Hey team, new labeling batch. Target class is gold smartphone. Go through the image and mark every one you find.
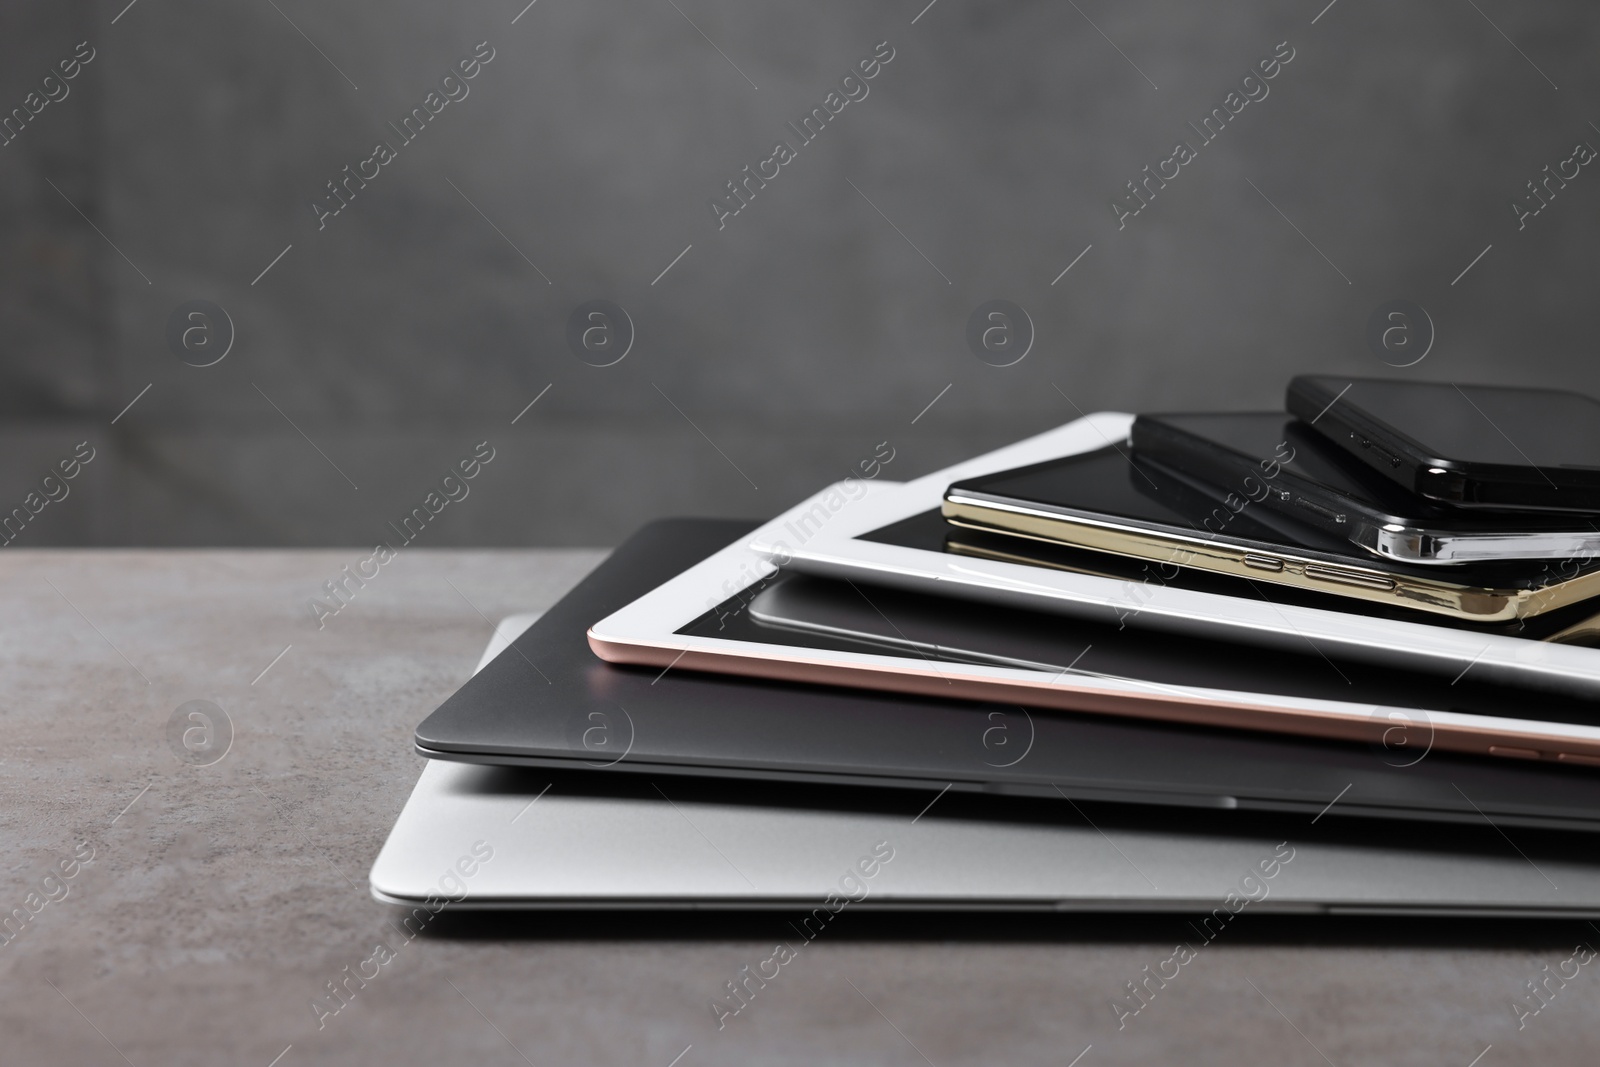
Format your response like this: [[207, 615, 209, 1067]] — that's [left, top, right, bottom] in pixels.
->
[[941, 446, 1600, 626]]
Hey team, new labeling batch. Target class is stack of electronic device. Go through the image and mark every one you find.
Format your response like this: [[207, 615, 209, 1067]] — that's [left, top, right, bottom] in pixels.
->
[[372, 376, 1600, 916]]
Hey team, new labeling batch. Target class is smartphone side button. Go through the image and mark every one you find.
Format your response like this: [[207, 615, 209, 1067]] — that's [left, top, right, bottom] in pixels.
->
[[1303, 564, 1397, 591], [1487, 745, 1542, 761], [1291, 496, 1346, 525], [1242, 554, 1284, 572], [1557, 752, 1600, 767], [1356, 435, 1404, 468]]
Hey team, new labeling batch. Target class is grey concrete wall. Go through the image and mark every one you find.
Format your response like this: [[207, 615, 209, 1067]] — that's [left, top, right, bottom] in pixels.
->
[[3, 0, 1599, 545]]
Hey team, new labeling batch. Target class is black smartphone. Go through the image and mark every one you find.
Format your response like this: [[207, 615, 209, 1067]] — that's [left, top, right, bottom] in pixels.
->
[[1130, 412, 1600, 565], [1286, 375, 1600, 513]]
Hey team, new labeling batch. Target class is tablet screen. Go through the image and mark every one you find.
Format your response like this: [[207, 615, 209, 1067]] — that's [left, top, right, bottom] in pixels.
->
[[675, 571, 1600, 731]]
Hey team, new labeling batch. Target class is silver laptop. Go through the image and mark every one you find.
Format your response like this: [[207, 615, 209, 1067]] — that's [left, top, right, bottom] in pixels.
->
[[370, 616, 1600, 916]]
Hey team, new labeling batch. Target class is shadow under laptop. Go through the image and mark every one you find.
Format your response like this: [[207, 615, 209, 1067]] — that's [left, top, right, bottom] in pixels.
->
[[414, 906, 1593, 948], [392, 766, 1600, 947]]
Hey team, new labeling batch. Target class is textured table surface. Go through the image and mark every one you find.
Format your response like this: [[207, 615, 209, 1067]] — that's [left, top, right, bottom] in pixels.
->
[[1, 548, 1597, 1066]]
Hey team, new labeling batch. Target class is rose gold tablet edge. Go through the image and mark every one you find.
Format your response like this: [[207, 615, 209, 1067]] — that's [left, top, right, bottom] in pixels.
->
[[587, 629, 1600, 768]]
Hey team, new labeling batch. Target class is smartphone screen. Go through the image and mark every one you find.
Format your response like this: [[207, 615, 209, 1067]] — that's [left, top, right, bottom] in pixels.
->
[[1314, 378, 1600, 469], [953, 445, 1298, 543]]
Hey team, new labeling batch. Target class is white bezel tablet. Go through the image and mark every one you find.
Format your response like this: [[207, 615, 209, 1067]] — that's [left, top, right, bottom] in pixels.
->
[[741, 413, 1600, 703], [588, 477, 1600, 765]]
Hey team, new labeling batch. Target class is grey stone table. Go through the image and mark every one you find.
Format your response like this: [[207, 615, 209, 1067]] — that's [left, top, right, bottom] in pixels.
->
[[2, 549, 1596, 1065]]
